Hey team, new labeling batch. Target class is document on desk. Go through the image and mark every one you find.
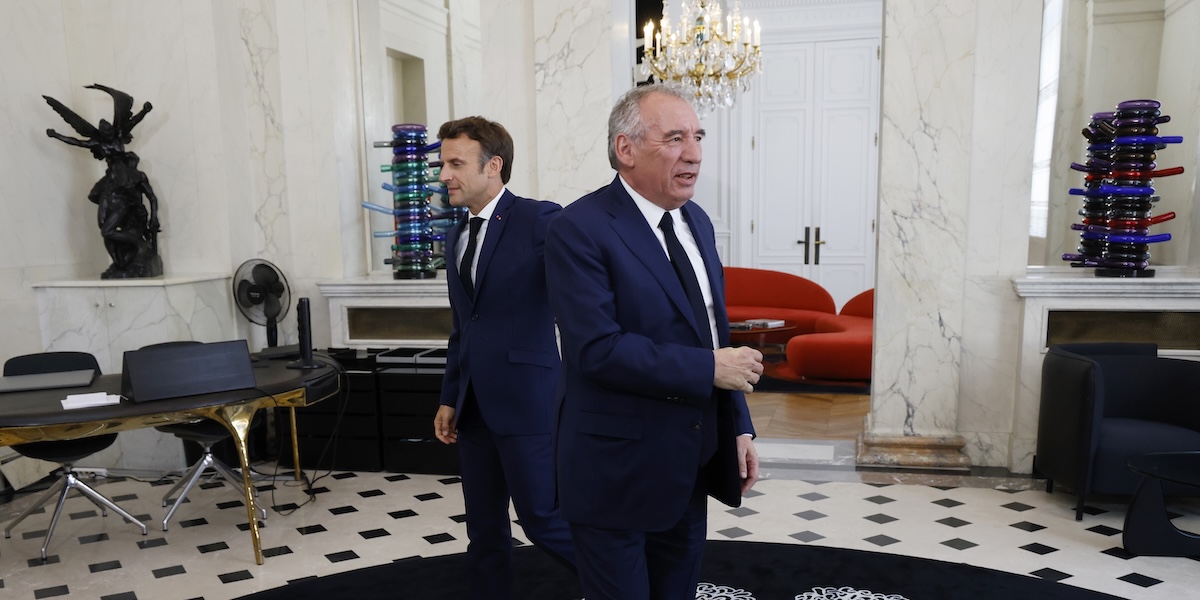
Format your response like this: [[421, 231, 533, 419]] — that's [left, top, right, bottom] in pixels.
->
[[61, 392, 122, 410]]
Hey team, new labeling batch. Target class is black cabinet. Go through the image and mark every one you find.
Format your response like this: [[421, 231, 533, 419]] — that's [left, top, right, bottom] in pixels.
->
[[377, 347, 459, 475], [278, 347, 458, 475], [278, 348, 385, 472]]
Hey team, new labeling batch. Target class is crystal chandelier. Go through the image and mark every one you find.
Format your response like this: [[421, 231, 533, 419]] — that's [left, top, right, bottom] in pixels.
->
[[641, 0, 762, 113]]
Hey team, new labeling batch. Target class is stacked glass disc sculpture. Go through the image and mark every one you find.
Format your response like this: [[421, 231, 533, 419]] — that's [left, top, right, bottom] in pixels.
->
[[1063, 99, 1184, 277], [363, 124, 461, 279]]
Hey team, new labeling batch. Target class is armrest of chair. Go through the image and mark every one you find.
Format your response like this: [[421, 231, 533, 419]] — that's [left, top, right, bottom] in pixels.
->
[[1037, 347, 1103, 485]]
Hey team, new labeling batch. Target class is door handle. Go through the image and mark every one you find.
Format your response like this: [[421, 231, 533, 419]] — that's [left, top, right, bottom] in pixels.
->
[[797, 226, 810, 264], [814, 226, 826, 265]]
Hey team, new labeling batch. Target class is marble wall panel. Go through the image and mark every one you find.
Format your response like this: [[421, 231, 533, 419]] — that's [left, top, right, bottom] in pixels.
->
[[532, 0, 616, 205], [957, 0, 1042, 466], [481, 1, 540, 195], [870, 0, 976, 436]]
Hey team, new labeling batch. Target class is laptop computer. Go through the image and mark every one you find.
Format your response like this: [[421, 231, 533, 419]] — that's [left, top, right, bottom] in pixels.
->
[[0, 369, 97, 394], [121, 340, 257, 403]]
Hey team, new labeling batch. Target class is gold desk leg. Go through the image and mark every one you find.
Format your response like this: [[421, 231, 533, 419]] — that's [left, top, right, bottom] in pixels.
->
[[214, 404, 265, 565], [290, 407, 301, 481]]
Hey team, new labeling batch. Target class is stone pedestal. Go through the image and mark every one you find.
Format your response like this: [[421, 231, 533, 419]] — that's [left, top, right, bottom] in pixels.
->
[[856, 433, 971, 471]]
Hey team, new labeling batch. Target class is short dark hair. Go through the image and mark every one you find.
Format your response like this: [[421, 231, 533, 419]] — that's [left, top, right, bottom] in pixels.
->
[[437, 116, 514, 183]]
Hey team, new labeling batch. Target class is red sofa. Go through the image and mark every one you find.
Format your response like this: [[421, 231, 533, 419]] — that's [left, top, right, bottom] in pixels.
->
[[723, 267, 836, 344], [780, 289, 874, 381]]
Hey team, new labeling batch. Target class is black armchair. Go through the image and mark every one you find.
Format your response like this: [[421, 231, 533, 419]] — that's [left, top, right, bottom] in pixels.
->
[[3, 351, 147, 561], [1036, 343, 1200, 520]]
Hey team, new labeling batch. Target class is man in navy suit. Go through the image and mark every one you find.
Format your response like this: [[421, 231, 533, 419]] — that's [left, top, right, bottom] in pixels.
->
[[545, 84, 763, 599], [432, 116, 574, 599]]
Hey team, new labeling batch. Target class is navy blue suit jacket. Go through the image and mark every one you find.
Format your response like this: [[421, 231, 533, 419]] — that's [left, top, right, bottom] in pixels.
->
[[546, 176, 755, 532], [440, 190, 563, 436]]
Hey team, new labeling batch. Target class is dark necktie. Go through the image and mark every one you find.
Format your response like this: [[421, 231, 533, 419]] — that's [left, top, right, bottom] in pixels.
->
[[459, 217, 484, 297], [659, 212, 713, 349]]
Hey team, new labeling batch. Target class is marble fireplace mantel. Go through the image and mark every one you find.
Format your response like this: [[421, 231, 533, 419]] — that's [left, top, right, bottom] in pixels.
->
[[1010, 265, 1200, 474], [318, 274, 451, 349]]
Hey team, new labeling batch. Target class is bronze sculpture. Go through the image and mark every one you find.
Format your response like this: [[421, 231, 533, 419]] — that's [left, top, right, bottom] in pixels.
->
[[44, 84, 162, 279]]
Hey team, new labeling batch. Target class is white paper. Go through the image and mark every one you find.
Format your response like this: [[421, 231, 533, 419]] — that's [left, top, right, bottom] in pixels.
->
[[61, 392, 122, 410]]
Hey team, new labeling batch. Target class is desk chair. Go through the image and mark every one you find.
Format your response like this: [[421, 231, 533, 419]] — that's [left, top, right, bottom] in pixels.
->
[[145, 342, 267, 531], [3, 351, 148, 561]]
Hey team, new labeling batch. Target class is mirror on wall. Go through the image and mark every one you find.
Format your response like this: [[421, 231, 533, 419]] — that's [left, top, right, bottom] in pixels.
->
[[1028, 0, 1200, 268]]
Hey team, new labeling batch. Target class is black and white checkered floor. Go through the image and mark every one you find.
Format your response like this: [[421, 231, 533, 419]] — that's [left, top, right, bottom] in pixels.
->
[[1, 439, 1198, 599]]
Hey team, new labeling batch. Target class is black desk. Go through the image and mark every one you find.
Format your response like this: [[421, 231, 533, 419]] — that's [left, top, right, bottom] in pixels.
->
[[0, 358, 341, 564], [1123, 451, 1200, 557]]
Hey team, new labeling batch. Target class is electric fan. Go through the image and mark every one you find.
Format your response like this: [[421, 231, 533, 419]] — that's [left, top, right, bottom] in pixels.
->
[[232, 259, 291, 347]]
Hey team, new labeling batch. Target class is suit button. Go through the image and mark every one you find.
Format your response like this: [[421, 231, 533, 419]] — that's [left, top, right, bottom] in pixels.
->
[[471, 314, 479, 321], [692, 421, 702, 429]]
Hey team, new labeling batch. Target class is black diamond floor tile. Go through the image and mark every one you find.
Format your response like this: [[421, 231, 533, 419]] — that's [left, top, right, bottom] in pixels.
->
[[424, 533, 455, 544], [726, 507, 758, 517], [89, 560, 121, 572], [941, 538, 978, 550], [789, 531, 824, 543], [415, 492, 443, 501], [263, 546, 294, 558], [864, 513, 897, 524], [33, 584, 69, 598], [937, 517, 970, 528], [865, 495, 895, 504], [716, 527, 751, 538], [1030, 568, 1071, 582], [326, 550, 359, 563], [219, 570, 254, 583], [358, 489, 385, 497], [198, 541, 230, 553], [864, 534, 899, 547], [1088, 524, 1121, 536], [1010, 521, 1044, 532], [1117, 573, 1162, 588], [933, 498, 963, 508], [799, 492, 827, 501], [1020, 542, 1058, 555], [1102, 546, 1136, 560], [297, 524, 327, 535], [330, 505, 359, 515], [794, 510, 826, 520], [360, 528, 390, 539], [152, 565, 186, 578], [1001, 502, 1035, 512]]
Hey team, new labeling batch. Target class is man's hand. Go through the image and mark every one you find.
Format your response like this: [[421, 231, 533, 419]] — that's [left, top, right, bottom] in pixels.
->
[[714, 346, 764, 393], [433, 405, 458, 444], [737, 435, 759, 494]]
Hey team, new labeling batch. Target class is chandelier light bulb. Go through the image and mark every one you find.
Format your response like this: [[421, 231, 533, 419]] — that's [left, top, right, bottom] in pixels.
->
[[642, 0, 763, 113]]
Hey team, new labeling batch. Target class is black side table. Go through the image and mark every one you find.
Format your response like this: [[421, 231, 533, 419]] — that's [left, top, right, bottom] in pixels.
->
[[1123, 451, 1200, 557]]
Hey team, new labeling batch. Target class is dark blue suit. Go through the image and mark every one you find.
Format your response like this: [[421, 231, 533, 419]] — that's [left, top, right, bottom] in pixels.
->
[[441, 190, 574, 599], [545, 176, 754, 599]]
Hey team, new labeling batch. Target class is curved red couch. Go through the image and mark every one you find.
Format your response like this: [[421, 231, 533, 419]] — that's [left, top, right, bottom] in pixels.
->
[[781, 289, 874, 381], [723, 267, 836, 345]]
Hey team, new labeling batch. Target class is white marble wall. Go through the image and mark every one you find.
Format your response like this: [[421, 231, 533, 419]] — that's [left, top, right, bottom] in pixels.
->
[[530, 0, 617, 205], [871, 0, 1043, 470], [871, 1, 976, 437], [957, 0, 1043, 468]]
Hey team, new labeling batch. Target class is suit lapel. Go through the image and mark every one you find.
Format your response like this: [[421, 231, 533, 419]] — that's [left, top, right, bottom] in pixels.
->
[[472, 190, 514, 297], [604, 179, 705, 339], [682, 201, 730, 346]]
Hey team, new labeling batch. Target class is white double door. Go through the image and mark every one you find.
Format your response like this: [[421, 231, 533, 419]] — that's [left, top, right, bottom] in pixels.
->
[[736, 37, 880, 310]]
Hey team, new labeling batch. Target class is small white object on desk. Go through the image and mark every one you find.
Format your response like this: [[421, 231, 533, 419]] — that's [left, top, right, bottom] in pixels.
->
[[61, 392, 122, 410], [747, 319, 786, 328]]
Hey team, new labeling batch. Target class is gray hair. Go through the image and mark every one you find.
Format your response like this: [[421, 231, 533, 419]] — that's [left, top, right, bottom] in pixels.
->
[[607, 84, 693, 169]]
